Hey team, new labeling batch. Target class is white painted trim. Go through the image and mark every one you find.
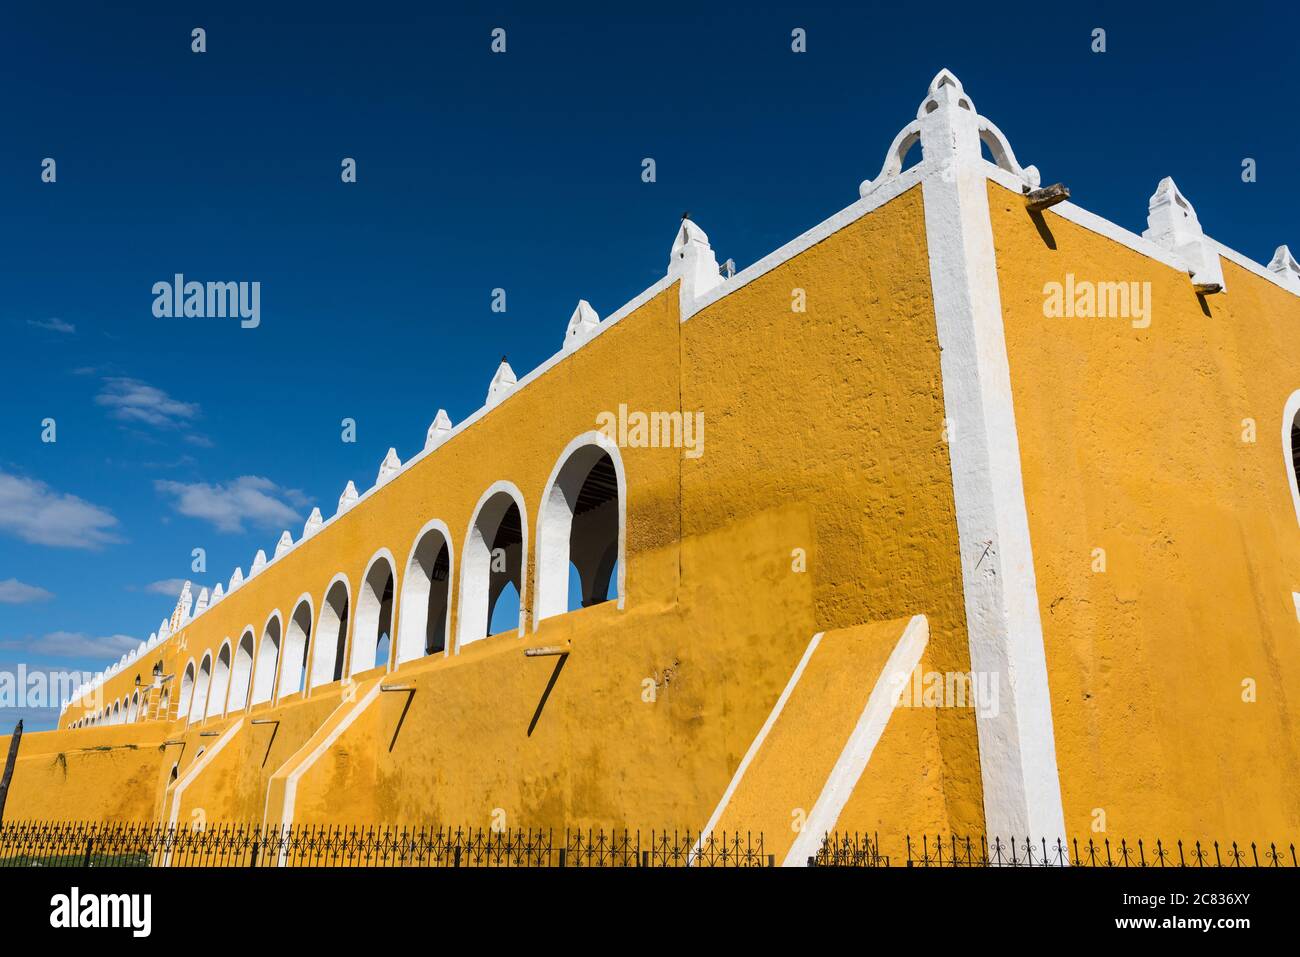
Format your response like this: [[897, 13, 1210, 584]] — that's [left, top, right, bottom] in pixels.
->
[[783, 616, 928, 866], [207, 638, 234, 719], [310, 573, 352, 693], [250, 609, 284, 707], [276, 681, 383, 840], [228, 627, 256, 714], [922, 145, 1066, 842], [279, 593, 315, 699], [1281, 391, 1300, 529], [692, 632, 823, 863], [165, 717, 244, 860], [532, 431, 628, 627], [350, 548, 399, 675], [456, 480, 529, 650], [396, 519, 455, 664]]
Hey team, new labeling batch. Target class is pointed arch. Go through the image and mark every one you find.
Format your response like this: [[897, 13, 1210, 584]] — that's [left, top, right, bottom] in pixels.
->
[[534, 433, 627, 625], [457, 481, 528, 649], [1283, 390, 1300, 528], [352, 550, 397, 674], [397, 520, 453, 664]]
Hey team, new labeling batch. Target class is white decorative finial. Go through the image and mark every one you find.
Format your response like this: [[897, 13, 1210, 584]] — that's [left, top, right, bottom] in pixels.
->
[[250, 549, 268, 575], [147, 631, 158, 648], [159, 618, 171, 640], [337, 481, 359, 515], [487, 359, 518, 407], [303, 507, 324, 538], [861, 68, 1039, 198], [1142, 178, 1226, 293], [668, 216, 724, 307], [1268, 245, 1300, 293], [194, 587, 210, 616], [211, 582, 225, 603], [229, 566, 244, 590], [563, 300, 600, 352], [172, 580, 193, 628], [425, 410, 453, 451], [275, 530, 293, 558], [377, 448, 401, 485]]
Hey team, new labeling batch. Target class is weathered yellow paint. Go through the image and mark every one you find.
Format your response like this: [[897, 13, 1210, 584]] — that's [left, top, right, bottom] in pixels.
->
[[990, 179, 1300, 840], [11, 183, 983, 842]]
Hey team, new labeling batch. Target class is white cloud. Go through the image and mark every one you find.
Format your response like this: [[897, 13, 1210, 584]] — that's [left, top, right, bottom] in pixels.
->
[[0, 471, 122, 549], [9, 631, 138, 658], [154, 475, 307, 534], [95, 377, 199, 429], [143, 578, 188, 597], [28, 317, 76, 334], [0, 579, 54, 604]]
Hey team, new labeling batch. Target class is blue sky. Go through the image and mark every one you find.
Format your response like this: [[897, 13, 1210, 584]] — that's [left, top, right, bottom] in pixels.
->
[[2, 1, 1297, 729]]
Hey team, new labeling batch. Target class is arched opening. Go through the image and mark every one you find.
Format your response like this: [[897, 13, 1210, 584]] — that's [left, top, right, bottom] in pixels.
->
[[207, 641, 232, 719], [536, 439, 625, 623], [1285, 391, 1300, 528], [459, 486, 526, 648], [110, 700, 121, 724], [168, 764, 179, 787], [279, 600, 312, 698], [188, 654, 212, 723], [229, 631, 255, 713], [251, 615, 282, 705], [352, 554, 396, 674], [397, 524, 452, 664], [127, 691, 140, 723], [312, 578, 350, 688]]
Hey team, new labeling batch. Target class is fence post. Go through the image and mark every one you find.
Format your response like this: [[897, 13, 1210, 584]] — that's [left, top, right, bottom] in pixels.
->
[[0, 720, 23, 826], [250, 840, 260, 868], [83, 837, 93, 867]]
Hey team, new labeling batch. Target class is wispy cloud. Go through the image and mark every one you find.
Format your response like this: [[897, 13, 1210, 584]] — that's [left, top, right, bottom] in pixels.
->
[[154, 475, 307, 534], [2, 631, 139, 658], [95, 377, 199, 429], [0, 579, 55, 604], [28, 317, 76, 334], [142, 578, 188, 597], [0, 471, 122, 549]]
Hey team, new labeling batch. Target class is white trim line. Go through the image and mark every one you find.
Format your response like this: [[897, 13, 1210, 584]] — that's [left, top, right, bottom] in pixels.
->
[[691, 632, 824, 863], [783, 616, 928, 866]]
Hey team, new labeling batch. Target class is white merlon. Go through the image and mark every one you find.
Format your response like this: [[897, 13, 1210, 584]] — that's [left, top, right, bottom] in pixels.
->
[[212, 582, 225, 603], [861, 68, 1039, 199], [338, 481, 359, 515], [195, 587, 210, 615], [147, 632, 158, 649], [175, 580, 193, 626], [425, 410, 453, 451], [487, 360, 518, 407], [230, 566, 244, 590], [563, 299, 600, 352], [377, 448, 402, 485], [1142, 177, 1226, 293], [251, 550, 268, 575], [159, 618, 170, 640], [668, 217, 724, 311], [303, 507, 324, 538], [1269, 245, 1300, 293], [275, 530, 294, 558]]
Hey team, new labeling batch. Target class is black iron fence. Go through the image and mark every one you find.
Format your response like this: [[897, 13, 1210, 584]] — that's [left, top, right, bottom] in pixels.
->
[[0, 820, 772, 868], [809, 832, 1300, 868]]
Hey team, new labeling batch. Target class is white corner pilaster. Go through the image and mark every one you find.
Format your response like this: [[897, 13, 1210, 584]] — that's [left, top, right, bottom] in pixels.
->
[[903, 70, 1067, 845]]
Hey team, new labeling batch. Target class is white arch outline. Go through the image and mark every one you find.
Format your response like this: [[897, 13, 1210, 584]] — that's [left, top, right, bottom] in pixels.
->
[[397, 518, 455, 664], [310, 573, 353, 691], [177, 658, 197, 720], [207, 638, 234, 719], [250, 609, 284, 707], [533, 431, 628, 628], [189, 651, 213, 725], [1283, 390, 1300, 528], [279, 592, 315, 698], [351, 548, 400, 675], [456, 480, 529, 651]]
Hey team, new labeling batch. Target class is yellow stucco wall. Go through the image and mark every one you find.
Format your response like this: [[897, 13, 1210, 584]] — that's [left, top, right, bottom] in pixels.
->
[[12, 183, 979, 841], [990, 180, 1300, 841]]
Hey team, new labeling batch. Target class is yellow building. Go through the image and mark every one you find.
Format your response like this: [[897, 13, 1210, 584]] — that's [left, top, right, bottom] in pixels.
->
[[7, 70, 1300, 865]]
